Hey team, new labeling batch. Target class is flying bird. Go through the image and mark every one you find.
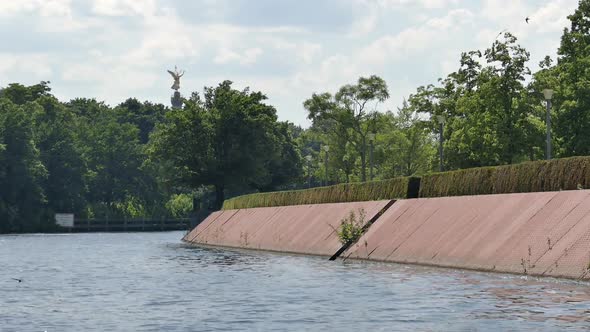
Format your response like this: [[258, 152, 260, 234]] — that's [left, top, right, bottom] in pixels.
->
[[526, 17, 530, 24]]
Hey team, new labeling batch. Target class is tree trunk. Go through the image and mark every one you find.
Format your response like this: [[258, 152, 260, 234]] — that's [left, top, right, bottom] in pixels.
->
[[214, 184, 225, 210], [360, 139, 367, 182]]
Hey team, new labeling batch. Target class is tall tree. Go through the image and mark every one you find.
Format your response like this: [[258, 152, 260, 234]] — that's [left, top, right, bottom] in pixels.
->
[[149, 80, 300, 208], [0, 99, 47, 232], [304, 75, 389, 181], [542, 0, 590, 156], [34, 96, 87, 216]]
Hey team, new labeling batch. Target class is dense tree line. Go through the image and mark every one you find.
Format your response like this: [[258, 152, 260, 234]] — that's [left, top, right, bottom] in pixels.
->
[[300, 1, 590, 183], [0, 82, 176, 232], [3, 1, 590, 233], [0, 81, 301, 233]]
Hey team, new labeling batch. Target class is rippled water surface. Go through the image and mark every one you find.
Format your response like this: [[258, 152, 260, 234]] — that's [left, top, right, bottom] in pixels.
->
[[1, 232, 590, 331]]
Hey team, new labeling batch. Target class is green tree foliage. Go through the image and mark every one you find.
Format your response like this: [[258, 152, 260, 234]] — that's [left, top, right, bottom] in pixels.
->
[[149, 80, 301, 209], [530, 0, 590, 156], [405, 33, 540, 170], [377, 106, 437, 178], [116, 98, 167, 144], [0, 99, 47, 232], [304, 75, 389, 181], [0, 82, 189, 232], [33, 96, 87, 216]]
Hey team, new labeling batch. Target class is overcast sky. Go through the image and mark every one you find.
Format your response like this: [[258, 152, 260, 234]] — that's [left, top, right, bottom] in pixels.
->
[[0, 0, 579, 126]]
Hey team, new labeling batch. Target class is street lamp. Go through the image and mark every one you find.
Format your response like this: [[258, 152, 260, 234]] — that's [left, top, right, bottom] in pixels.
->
[[543, 89, 554, 160], [322, 145, 330, 186], [368, 133, 376, 180], [305, 155, 313, 188], [437, 115, 446, 172]]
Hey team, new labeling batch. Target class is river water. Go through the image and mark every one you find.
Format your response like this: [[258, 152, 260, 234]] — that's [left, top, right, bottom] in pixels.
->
[[1, 231, 589, 331]]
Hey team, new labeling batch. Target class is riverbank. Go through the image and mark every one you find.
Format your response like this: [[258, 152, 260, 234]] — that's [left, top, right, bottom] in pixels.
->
[[183, 190, 590, 280]]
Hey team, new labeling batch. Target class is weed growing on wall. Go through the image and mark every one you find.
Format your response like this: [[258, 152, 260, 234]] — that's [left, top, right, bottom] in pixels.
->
[[337, 209, 366, 245]]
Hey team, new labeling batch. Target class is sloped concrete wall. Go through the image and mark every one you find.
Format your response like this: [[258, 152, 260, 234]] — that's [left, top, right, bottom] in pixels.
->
[[183, 201, 392, 256], [184, 191, 590, 280], [345, 190, 590, 280]]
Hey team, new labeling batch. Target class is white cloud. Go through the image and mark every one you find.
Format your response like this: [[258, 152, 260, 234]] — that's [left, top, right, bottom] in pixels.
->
[[91, 0, 157, 17], [356, 0, 459, 9], [0, 54, 53, 78], [359, 9, 474, 66], [0, 0, 72, 17], [0, 0, 583, 126], [214, 47, 263, 65]]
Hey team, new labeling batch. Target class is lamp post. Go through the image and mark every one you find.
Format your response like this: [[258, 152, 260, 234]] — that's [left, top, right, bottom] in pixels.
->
[[305, 155, 313, 188], [322, 145, 330, 186], [437, 115, 446, 172], [543, 89, 554, 160], [368, 133, 376, 180]]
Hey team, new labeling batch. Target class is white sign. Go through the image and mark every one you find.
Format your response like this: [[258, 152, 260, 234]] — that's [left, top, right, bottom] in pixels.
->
[[55, 213, 74, 227]]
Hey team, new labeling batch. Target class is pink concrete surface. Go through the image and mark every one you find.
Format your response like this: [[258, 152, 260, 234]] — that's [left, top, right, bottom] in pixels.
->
[[183, 200, 392, 256], [345, 190, 590, 280]]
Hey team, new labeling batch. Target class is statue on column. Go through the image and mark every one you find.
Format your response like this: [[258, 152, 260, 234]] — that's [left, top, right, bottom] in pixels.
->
[[167, 66, 185, 109]]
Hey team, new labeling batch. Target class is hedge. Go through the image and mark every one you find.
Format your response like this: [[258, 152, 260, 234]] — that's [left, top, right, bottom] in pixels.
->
[[221, 157, 590, 209], [419, 156, 590, 197], [222, 177, 420, 210]]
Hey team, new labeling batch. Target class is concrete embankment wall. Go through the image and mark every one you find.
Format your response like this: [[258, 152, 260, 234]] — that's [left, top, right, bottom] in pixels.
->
[[183, 191, 590, 280], [183, 200, 392, 256]]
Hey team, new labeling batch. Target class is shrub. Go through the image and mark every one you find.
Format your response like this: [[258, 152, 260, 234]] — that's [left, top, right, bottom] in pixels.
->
[[165, 193, 194, 218], [337, 209, 366, 245]]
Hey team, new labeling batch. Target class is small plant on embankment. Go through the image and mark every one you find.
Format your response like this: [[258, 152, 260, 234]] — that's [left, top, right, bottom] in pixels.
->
[[337, 209, 366, 245]]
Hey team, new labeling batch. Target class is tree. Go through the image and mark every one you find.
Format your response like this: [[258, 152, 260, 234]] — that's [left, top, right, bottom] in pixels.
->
[[149, 80, 300, 208], [304, 75, 389, 181], [378, 106, 436, 177], [407, 32, 538, 169], [0, 99, 47, 232], [0, 81, 52, 105], [78, 110, 146, 217], [115, 98, 168, 144], [539, 0, 590, 156], [33, 96, 87, 216]]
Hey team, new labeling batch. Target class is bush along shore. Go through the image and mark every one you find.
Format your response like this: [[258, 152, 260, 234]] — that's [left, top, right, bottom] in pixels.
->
[[222, 156, 590, 209]]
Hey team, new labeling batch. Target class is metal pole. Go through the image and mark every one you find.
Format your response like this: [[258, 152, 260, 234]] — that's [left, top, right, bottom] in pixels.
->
[[546, 99, 552, 160], [324, 151, 329, 186], [308, 160, 312, 188], [369, 141, 374, 180], [439, 122, 444, 172]]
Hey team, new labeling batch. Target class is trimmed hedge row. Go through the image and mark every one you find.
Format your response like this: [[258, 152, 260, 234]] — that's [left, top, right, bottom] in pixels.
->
[[222, 177, 420, 210], [419, 156, 590, 197], [222, 156, 590, 209]]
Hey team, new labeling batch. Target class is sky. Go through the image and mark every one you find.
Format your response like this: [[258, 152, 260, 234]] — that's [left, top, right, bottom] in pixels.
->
[[0, 0, 580, 127]]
